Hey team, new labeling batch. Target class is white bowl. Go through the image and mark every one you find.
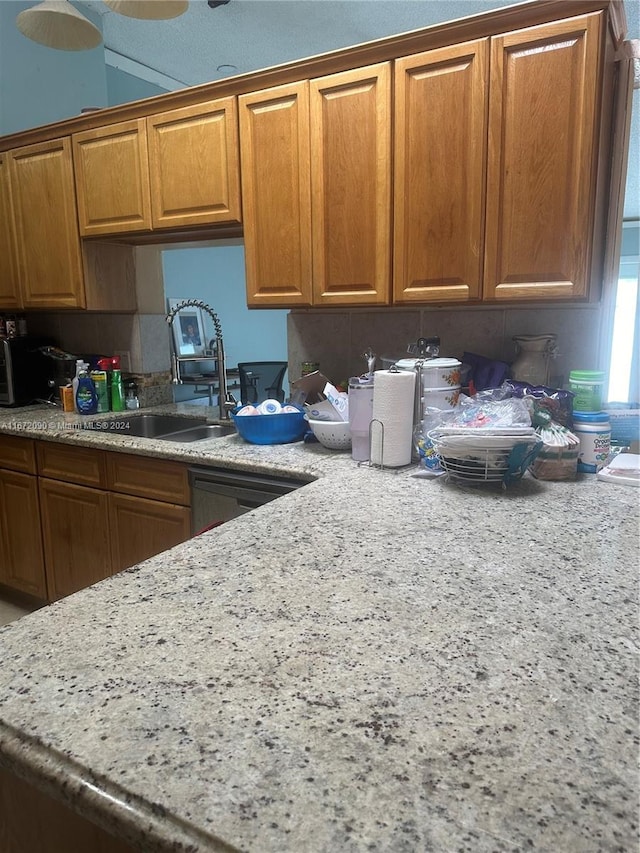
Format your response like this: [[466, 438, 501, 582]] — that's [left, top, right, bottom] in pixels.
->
[[307, 418, 351, 450]]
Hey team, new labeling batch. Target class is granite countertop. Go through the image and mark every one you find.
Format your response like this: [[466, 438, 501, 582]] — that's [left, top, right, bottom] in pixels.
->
[[0, 405, 638, 852]]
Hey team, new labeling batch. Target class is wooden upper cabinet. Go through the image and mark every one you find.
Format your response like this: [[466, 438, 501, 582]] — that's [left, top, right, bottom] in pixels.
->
[[484, 13, 603, 301], [393, 41, 489, 304], [239, 81, 312, 307], [310, 63, 392, 306], [73, 119, 152, 236], [147, 98, 241, 229], [8, 137, 85, 309], [0, 152, 21, 310]]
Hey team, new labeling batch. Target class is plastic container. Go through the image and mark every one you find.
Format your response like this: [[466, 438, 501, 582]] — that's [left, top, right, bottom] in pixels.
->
[[569, 370, 605, 412], [232, 408, 307, 445], [75, 368, 98, 415], [348, 377, 374, 461], [90, 370, 109, 413], [573, 411, 610, 472]]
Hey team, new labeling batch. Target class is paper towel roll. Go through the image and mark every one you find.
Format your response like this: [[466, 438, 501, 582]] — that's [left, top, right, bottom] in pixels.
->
[[371, 368, 416, 467]]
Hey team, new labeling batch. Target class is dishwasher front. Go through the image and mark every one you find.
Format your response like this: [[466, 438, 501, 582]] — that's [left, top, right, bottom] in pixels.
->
[[189, 466, 307, 535]]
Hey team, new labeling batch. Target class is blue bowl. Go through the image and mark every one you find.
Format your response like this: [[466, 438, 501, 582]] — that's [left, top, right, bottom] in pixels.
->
[[232, 407, 307, 445]]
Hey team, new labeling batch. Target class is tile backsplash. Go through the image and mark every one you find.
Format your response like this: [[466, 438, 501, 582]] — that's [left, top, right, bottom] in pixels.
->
[[287, 304, 604, 389], [26, 301, 605, 406]]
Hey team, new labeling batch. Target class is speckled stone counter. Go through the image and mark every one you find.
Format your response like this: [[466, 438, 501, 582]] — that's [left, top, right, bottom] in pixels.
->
[[0, 405, 638, 852]]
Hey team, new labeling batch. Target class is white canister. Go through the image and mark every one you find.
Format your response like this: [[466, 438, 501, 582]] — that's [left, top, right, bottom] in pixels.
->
[[422, 386, 460, 411], [395, 357, 462, 390], [419, 358, 462, 390], [573, 412, 610, 473]]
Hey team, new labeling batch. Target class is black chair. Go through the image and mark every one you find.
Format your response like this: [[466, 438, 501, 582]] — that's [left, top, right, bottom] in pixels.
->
[[238, 362, 288, 405]]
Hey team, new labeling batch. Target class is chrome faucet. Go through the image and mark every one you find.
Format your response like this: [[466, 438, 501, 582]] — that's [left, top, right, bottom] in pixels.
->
[[165, 299, 236, 420]]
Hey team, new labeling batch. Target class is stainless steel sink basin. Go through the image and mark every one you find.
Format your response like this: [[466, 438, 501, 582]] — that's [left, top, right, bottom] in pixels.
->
[[85, 413, 234, 441], [160, 424, 237, 442]]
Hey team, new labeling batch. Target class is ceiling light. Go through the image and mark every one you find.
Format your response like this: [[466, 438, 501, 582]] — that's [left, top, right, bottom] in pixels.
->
[[16, 0, 102, 51], [103, 0, 189, 19]]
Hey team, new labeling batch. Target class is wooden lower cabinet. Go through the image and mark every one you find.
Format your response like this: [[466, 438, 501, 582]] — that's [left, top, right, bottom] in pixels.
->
[[0, 439, 194, 602], [108, 492, 191, 573], [38, 478, 112, 601], [0, 765, 136, 853], [0, 468, 46, 598]]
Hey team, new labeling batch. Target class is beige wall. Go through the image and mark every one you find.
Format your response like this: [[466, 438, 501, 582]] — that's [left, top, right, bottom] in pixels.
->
[[287, 304, 603, 388]]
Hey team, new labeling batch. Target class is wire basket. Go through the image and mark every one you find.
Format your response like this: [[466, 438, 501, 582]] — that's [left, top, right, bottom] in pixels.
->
[[427, 429, 543, 484]]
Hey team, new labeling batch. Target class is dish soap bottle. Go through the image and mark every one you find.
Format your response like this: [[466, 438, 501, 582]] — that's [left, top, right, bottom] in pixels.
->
[[110, 357, 125, 412], [72, 360, 88, 412], [75, 365, 98, 415]]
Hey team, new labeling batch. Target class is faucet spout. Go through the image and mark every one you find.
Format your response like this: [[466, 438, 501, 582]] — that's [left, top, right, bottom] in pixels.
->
[[165, 299, 236, 420]]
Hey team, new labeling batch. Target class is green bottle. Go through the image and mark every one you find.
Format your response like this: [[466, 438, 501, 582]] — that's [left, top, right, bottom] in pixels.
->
[[90, 370, 109, 413], [110, 368, 125, 412]]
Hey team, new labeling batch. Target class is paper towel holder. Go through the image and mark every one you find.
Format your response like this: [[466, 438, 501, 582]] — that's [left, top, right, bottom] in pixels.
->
[[357, 365, 416, 472], [359, 417, 413, 473]]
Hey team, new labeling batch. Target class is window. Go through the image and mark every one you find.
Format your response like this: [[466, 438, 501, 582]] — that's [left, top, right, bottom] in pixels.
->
[[607, 220, 639, 404]]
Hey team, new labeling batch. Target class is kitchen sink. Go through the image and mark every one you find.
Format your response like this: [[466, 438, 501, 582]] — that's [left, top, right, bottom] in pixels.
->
[[160, 424, 237, 442], [85, 414, 235, 442]]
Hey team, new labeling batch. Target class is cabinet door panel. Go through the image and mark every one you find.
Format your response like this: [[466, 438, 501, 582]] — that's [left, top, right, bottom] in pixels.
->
[[310, 63, 391, 306], [9, 138, 85, 309], [394, 40, 488, 303], [39, 479, 111, 601], [37, 441, 106, 487], [239, 82, 312, 306], [0, 435, 36, 474], [0, 152, 21, 310], [0, 470, 46, 598], [105, 452, 189, 505], [73, 120, 151, 236], [147, 98, 241, 229], [484, 13, 601, 300], [109, 493, 190, 573]]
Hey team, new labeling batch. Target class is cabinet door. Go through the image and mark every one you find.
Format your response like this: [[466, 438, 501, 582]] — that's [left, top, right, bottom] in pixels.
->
[[73, 119, 152, 236], [0, 152, 21, 311], [39, 479, 111, 601], [0, 434, 37, 474], [239, 81, 312, 307], [147, 98, 241, 229], [394, 40, 488, 303], [9, 138, 85, 309], [105, 452, 189, 504], [108, 493, 191, 573], [0, 470, 46, 599], [484, 13, 602, 301], [310, 63, 391, 306]]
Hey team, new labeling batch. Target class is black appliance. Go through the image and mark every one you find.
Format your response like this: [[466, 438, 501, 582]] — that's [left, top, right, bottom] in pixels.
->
[[0, 336, 55, 407]]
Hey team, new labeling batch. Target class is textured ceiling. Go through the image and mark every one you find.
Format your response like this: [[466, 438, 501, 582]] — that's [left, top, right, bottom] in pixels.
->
[[78, 0, 523, 87]]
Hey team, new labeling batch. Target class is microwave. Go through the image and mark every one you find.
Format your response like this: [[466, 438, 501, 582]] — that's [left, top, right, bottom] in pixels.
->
[[0, 336, 54, 407]]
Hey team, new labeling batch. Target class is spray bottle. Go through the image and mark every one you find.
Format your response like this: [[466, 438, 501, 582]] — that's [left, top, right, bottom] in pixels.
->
[[110, 356, 125, 412]]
